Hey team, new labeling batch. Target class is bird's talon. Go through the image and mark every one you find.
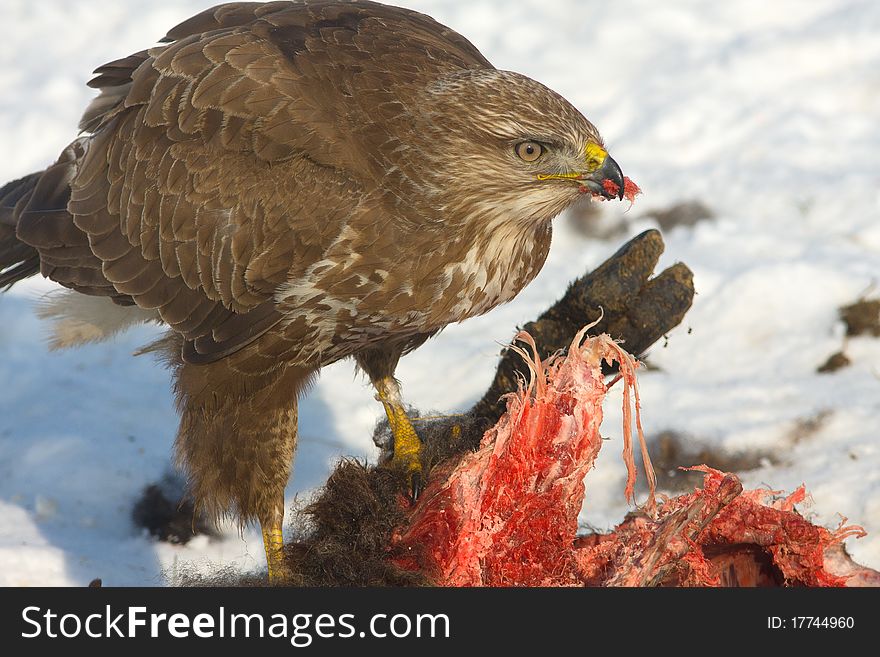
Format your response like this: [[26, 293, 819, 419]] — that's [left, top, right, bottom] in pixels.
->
[[410, 471, 424, 502]]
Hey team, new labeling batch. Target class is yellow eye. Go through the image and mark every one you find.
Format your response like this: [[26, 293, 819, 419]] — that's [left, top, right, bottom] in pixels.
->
[[515, 141, 544, 162]]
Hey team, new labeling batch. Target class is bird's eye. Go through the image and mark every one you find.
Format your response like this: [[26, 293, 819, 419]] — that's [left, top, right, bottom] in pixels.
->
[[515, 141, 544, 163]]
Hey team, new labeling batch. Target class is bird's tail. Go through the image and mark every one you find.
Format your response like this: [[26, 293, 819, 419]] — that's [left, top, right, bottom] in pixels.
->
[[0, 172, 42, 290]]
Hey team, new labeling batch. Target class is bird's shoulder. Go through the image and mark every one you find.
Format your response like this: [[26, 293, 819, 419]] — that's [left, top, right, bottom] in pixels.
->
[[163, 1, 493, 76], [84, 1, 493, 153]]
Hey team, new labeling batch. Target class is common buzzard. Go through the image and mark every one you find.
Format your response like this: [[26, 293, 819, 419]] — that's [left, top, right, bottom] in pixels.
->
[[0, 1, 628, 582]]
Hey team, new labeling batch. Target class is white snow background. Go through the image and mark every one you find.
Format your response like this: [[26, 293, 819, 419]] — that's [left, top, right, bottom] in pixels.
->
[[0, 0, 878, 585]]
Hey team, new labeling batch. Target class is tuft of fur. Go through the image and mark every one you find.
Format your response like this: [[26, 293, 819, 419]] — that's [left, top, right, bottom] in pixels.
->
[[132, 472, 217, 545], [280, 410, 487, 585]]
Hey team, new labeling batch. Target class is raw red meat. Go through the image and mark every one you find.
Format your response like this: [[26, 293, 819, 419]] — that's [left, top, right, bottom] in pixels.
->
[[393, 327, 656, 585], [573, 467, 871, 586], [602, 176, 641, 203], [392, 327, 877, 587]]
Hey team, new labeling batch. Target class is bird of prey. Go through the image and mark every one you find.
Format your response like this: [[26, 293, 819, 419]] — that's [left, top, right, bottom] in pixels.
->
[[0, 1, 628, 582]]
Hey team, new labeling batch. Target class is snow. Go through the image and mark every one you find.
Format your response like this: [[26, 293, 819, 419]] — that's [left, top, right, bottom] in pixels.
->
[[1, 0, 878, 585]]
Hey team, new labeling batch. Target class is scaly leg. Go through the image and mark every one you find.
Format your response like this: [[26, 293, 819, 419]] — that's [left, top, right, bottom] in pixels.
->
[[261, 503, 289, 585], [374, 376, 424, 497]]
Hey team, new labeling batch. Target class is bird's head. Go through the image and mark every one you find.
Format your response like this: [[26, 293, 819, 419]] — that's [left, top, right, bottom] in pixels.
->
[[409, 69, 628, 227]]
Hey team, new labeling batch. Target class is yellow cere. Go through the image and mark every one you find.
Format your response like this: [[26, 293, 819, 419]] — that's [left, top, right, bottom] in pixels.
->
[[535, 142, 608, 181], [583, 142, 607, 172]]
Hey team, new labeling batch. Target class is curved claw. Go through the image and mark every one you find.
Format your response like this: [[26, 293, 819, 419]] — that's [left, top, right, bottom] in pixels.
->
[[410, 470, 424, 502]]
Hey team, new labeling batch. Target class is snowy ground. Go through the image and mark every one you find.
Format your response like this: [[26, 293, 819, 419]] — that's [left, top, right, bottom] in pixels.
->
[[1, 0, 878, 585]]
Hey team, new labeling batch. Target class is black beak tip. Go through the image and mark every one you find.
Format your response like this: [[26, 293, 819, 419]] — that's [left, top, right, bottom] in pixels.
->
[[593, 155, 626, 201], [607, 155, 625, 201]]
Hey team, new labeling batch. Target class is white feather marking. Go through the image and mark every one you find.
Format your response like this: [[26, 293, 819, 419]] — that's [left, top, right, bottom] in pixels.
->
[[35, 291, 159, 349], [440, 213, 542, 320]]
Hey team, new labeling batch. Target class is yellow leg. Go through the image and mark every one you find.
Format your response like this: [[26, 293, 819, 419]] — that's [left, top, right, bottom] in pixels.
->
[[375, 377, 423, 495], [261, 515, 288, 585]]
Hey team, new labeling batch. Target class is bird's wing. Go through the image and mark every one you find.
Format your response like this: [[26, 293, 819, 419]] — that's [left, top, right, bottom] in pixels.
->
[[26, 2, 493, 363]]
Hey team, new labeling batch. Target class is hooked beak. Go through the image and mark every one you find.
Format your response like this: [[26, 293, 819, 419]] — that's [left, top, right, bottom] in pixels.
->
[[582, 154, 625, 200], [535, 144, 628, 201]]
